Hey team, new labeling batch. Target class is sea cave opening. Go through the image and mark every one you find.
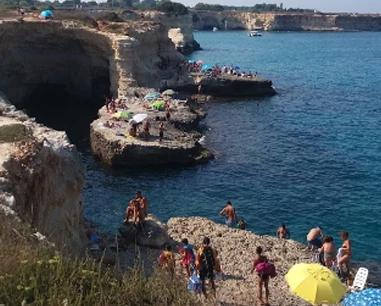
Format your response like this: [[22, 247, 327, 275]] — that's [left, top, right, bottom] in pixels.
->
[[0, 29, 112, 150], [22, 75, 110, 149]]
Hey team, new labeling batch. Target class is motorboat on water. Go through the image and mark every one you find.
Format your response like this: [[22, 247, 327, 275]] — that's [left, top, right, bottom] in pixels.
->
[[213, 27, 218, 32], [248, 30, 262, 37]]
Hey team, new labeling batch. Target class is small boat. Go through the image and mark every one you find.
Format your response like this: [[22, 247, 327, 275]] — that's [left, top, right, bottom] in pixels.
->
[[213, 27, 218, 32], [248, 30, 262, 37]]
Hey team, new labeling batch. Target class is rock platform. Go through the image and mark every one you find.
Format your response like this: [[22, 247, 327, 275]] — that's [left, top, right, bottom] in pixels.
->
[[90, 95, 213, 167]]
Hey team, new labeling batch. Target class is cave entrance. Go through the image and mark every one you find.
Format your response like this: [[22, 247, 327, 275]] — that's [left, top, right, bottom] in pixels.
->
[[23, 75, 110, 150]]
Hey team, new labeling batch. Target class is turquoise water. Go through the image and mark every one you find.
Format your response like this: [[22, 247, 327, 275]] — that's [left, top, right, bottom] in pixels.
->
[[83, 31, 381, 262]]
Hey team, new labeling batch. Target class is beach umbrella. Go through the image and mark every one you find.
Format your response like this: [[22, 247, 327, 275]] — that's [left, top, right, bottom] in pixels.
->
[[162, 89, 176, 96], [144, 92, 161, 101], [150, 101, 166, 110], [343, 288, 381, 306], [132, 113, 147, 123], [234, 66, 240, 70], [285, 263, 345, 305], [112, 111, 132, 119], [128, 119, 137, 125], [201, 64, 213, 71]]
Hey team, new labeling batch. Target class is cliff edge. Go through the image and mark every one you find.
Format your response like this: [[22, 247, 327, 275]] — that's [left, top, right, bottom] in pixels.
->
[[0, 94, 87, 254]]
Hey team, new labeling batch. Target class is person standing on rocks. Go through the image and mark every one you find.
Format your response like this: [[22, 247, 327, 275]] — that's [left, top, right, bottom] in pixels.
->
[[158, 121, 164, 143], [251, 246, 270, 306], [307, 226, 324, 251], [195, 237, 216, 298], [219, 201, 237, 228], [135, 191, 148, 218]]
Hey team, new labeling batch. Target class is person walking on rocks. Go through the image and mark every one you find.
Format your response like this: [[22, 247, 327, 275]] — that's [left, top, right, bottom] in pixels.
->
[[219, 201, 237, 228], [251, 246, 270, 306], [195, 237, 216, 298]]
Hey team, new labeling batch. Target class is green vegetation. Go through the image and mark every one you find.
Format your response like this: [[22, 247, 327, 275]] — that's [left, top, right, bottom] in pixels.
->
[[0, 124, 32, 143], [194, 2, 315, 13], [0, 214, 196, 305], [194, 3, 224, 11], [156, 1, 188, 15]]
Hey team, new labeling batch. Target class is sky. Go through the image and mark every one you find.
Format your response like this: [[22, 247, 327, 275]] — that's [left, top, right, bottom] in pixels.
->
[[180, 0, 381, 14]]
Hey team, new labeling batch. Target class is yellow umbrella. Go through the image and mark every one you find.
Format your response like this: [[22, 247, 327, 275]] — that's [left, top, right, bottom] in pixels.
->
[[285, 263, 345, 305]]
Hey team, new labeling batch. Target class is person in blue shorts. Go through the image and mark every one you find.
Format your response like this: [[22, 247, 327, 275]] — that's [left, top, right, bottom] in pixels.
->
[[219, 201, 237, 228], [307, 226, 324, 250]]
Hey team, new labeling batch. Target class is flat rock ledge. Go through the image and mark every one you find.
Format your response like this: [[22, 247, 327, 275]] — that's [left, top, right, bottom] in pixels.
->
[[90, 96, 213, 167], [176, 74, 277, 98], [167, 217, 346, 306]]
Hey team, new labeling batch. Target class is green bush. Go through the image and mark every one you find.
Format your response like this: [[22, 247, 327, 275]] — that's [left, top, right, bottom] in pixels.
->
[[0, 124, 32, 143], [194, 2, 224, 11], [156, 1, 188, 15]]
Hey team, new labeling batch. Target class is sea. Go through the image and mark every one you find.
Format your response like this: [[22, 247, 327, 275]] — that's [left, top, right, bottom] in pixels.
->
[[72, 31, 381, 268]]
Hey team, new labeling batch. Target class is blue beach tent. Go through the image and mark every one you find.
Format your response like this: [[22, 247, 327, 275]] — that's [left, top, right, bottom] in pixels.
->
[[39, 10, 53, 19]]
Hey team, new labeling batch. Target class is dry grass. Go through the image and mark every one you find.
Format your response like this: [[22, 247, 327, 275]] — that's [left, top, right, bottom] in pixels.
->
[[0, 214, 197, 305]]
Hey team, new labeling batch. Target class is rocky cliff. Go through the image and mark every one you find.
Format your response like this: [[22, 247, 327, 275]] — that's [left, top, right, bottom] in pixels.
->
[[0, 94, 87, 254], [115, 10, 200, 53], [193, 11, 381, 31], [0, 19, 186, 105]]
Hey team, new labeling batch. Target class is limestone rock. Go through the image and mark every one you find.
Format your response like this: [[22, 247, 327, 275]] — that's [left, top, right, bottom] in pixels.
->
[[0, 95, 88, 255], [167, 217, 344, 306], [192, 10, 381, 32], [119, 214, 169, 249]]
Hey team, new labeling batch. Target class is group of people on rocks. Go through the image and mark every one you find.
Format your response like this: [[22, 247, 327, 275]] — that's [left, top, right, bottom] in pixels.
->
[[184, 60, 258, 79], [122, 192, 353, 304], [102, 95, 167, 143], [123, 191, 148, 226], [307, 226, 352, 277]]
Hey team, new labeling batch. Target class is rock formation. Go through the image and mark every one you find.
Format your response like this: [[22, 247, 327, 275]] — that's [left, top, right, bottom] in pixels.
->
[[90, 96, 212, 167], [192, 11, 381, 32], [167, 217, 345, 306], [178, 74, 276, 97], [0, 94, 88, 254], [116, 10, 201, 53], [118, 214, 169, 249]]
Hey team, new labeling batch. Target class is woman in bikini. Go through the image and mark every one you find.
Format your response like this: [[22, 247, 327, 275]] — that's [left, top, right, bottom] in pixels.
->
[[338, 231, 352, 276], [250, 246, 270, 306]]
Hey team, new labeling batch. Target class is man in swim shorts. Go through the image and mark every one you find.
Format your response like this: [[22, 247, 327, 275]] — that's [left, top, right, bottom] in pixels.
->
[[307, 226, 324, 250], [219, 201, 237, 228]]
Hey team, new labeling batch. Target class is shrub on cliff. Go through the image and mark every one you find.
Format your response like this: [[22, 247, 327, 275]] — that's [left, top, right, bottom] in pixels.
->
[[156, 1, 189, 15], [0, 214, 197, 305], [194, 3, 224, 11]]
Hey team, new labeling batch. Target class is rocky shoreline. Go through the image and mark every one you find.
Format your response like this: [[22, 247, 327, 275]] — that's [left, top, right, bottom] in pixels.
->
[[93, 216, 370, 306]]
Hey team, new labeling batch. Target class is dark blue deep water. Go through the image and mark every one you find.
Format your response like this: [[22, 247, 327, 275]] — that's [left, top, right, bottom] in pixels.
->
[[83, 31, 381, 262]]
